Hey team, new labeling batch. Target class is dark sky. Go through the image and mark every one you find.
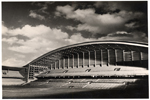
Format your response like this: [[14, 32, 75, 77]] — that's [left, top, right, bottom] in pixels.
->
[[2, 1, 148, 67]]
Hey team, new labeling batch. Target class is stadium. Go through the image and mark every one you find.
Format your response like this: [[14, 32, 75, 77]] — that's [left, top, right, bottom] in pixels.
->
[[2, 41, 148, 98]]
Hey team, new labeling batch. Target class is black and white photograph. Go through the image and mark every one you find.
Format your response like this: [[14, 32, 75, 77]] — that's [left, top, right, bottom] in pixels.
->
[[2, 1, 148, 98]]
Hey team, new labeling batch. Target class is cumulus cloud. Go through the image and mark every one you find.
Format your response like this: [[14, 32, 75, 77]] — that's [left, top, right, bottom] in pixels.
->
[[125, 22, 140, 28], [65, 33, 96, 44], [2, 22, 8, 35], [98, 31, 147, 42], [2, 58, 26, 67], [2, 24, 69, 54], [29, 10, 45, 20], [15, 54, 25, 58], [56, 5, 144, 34]]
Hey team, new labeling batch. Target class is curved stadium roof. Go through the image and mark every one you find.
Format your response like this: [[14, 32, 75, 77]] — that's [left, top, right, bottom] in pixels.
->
[[25, 40, 148, 66]]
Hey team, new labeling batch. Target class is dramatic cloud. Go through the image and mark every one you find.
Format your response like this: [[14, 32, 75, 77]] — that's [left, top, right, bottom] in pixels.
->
[[15, 54, 25, 58], [65, 33, 97, 44], [56, 5, 144, 34], [2, 22, 8, 35], [2, 37, 20, 45], [29, 10, 45, 20], [2, 24, 70, 54], [125, 21, 140, 28], [2, 58, 26, 67], [98, 31, 147, 42]]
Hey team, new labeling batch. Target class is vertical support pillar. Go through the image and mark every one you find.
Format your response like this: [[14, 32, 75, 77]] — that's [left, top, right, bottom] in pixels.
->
[[51, 64, 52, 70], [94, 50, 96, 67], [123, 50, 125, 61], [72, 54, 74, 68], [107, 49, 110, 66], [58, 60, 60, 69], [115, 49, 117, 66], [131, 51, 133, 61], [68, 56, 69, 69], [100, 49, 103, 66], [131, 51, 134, 66], [140, 52, 143, 60], [43, 59, 45, 71], [33, 65, 35, 77], [27, 64, 31, 82], [83, 52, 84, 68], [54, 62, 56, 69], [140, 52, 143, 65], [88, 51, 90, 67], [63, 58, 65, 69], [77, 53, 79, 68], [122, 50, 125, 65]]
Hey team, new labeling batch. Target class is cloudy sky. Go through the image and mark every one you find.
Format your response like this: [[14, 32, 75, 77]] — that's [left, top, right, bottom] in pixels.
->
[[2, 1, 148, 67]]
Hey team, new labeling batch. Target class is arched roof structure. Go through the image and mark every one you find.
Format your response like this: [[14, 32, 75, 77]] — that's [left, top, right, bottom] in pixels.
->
[[23, 41, 148, 82], [26, 41, 148, 66]]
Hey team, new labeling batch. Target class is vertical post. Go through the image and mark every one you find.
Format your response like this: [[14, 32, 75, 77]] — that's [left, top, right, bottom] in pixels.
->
[[68, 56, 69, 69], [51, 64, 52, 70], [140, 52, 143, 65], [115, 49, 117, 66], [54, 62, 56, 69], [72, 54, 74, 68], [58, 60, 60, 69], [63, 58, 65, 69], [107, 49, 110, 66], [77, 53, 79, 68], [27, 64, 31, 82], [101, 49, 103, 66], [131, 51, 134, 66], [123, 50, 125, 61], [33, 65, 35, 78], [140, 52, 143, 60], [83, 52, 84, 68], [94, 50, 96, 67], [122, 50, 125, 65], [131, 51, 133, 61], [88, 51, 90, 67]]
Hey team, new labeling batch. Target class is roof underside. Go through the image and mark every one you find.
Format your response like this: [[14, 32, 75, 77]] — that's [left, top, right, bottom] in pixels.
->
[[27, 41, 148, 66]]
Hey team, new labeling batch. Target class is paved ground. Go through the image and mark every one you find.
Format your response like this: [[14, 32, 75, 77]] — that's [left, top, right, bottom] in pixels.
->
[[3, 77, 148, 98]]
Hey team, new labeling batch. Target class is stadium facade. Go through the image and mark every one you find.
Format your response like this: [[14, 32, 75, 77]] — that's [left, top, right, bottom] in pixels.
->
[[17, 41, 148, 82]]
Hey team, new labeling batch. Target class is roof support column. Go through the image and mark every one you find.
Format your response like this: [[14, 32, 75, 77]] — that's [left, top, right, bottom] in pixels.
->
[[82, 52, 84, 68], [54, 62, 56, 69], [88, 51, 90, 67], [131, 51, 133, 61], [50, 64, 52, 70], [68, 56, 69, 69], [131, 51, 134, 61], [122, 50, 125, 65], [27, 64, 31, 82], [58, 60, 60, 69], [100, 49, 103, 67], [140, 52, 143, 60], [107, 49, 110, 66], [123, 50, 125, 61], [63, 58, 65, 69], [140, 52, 143, 65], [131, 51, 134, 66], [94, 50, 96, 67], [77, 53, 79, 68], [72, 54, 74, 68], [115, 49, 117, 66]]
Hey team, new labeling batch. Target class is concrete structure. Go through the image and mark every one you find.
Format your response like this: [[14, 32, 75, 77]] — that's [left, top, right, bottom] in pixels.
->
[[20, 41, 148, 82], [2, 66, 26, 85]]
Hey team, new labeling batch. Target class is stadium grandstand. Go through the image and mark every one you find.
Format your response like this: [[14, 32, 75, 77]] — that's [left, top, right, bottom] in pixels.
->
[[22, 41, 148, 82], [2, 41, 148, 98]]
